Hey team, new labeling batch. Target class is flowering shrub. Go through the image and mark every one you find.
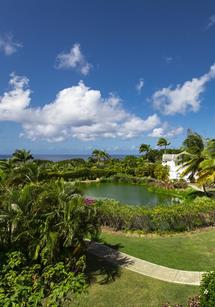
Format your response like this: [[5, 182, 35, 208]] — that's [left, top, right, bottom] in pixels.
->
[[84, 197, 95, 206], [200, 270, 215, 307]]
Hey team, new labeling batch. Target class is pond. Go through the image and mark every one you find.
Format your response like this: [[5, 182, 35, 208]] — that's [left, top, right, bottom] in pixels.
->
[[78, 182, 180, 208]]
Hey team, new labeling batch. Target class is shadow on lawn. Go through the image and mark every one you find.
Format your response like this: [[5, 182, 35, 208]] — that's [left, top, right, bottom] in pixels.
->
[[86, 240, 133, 285], [188, 190, 215, 199], [85, 252, 120, 285]]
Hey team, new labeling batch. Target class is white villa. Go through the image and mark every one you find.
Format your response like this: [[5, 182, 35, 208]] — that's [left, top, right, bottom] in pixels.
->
[[162, 154, 190, 181]]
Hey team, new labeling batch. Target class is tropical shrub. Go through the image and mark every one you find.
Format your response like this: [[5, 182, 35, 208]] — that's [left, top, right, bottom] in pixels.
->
[[135, 162, 154, 177], [153, 163, 169, 181], [172, 179, 188, 189], [45, 167, 117, 181], [97, 197, 215, 232], [200, 270, 215, 307], [0, 251, 86, 306], [0, 180, 100, 304]]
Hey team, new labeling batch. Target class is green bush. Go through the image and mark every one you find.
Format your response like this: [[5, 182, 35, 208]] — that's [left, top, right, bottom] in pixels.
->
[[97, 197, 215, 232], [153, 163, 169, 181], [46, 167, 117, 181], [0, 180, 100, 304], [0, 251, 86, 306], [200, 270, 215, 307]]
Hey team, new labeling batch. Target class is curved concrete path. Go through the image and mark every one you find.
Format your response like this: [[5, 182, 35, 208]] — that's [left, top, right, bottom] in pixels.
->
[[189, 183, 204, 192], [87, 241, 205, 286]]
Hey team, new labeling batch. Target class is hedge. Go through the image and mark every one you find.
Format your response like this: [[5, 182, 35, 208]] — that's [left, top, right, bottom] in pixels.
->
[[45, 168, 117, 181], [96, 197, 215, 232]]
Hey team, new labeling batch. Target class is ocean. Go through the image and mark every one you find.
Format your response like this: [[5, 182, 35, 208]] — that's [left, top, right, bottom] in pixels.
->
[[0, 154, 129, 162]]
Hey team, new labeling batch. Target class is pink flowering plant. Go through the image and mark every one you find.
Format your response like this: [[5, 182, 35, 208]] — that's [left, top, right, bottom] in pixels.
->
[[84, 197, 95, 206]]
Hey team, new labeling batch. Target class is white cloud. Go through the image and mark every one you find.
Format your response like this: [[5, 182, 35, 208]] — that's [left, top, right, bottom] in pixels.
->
[[206, 14, 215, 30], [0, 33, 22, 56], [149, 122, 183, 138], [0, 73, 30, 121], [164, 56, 173, 64], [0, 74, 160, 142], [152, 63, 215, 115], [136, 78, 144, 93], [55, 43, 92, 75]]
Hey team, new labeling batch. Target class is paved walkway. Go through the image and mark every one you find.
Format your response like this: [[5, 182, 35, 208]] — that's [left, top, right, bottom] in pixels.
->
[[87, 241, 204, 286], [189, 183, 204, 192]]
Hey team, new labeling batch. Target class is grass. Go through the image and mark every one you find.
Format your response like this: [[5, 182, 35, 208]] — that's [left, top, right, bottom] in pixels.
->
[[100, 227, 215, 271], [67, 253, 198, 307]]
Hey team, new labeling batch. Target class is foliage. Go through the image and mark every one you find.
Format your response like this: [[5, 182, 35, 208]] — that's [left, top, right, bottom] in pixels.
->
[[90, 149, 110, 165], [178, 131, 205, 183], [178, 132, 215, 191], [97, 197, 215, 232], [172, 179, 188, 189], [200, 270, 215, 307], [183, 130, 204, 155], [139, 143, 151, 155], [197, 139, 215, 187], [157, 137, 170, 151], [144, 149, 163, 162], [0, 180, 100, 304], [0, 136, 212, 304], [0, 251, 86, 306], [12, 149, 34, 163], [153, 162, 169, 181], [0, 181, 100, 262]]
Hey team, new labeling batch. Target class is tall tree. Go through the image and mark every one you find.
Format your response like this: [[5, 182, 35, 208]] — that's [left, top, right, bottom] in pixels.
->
[[179, 132, 205, 183], [139, 144, 151, 155], [12, 149, 34, 164], [91, 149, 110, 164], [197, 139, 215, 189], [157, 138, 170, 152]]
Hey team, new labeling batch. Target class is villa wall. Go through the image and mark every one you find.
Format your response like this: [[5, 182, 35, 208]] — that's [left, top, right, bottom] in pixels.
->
[[162, 154, 189, 181]]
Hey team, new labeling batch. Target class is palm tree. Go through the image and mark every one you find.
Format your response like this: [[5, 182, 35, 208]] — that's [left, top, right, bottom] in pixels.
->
[[91, 149, 110, 164], [0, 179, 99, 264], [12, 149, 34, 164], [139, 144, 151, 155], [11, 162, 42, 186], [32, 181, 99, 264], [157, 138, 170, 152], [197, 139, 215, 190], [178, 132, 205, 183], [0, 159, 14, 174]]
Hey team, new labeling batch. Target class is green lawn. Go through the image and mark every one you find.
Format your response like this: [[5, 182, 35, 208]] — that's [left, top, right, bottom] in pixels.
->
[[100, 228, 215, 271], [68, 253, 198, 307]]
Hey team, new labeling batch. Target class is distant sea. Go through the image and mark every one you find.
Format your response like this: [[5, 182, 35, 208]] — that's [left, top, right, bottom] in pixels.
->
[[0, 154, 129, 162]]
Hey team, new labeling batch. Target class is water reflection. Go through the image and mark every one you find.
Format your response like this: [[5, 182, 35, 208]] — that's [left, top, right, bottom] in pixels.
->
[[78, 182, 181, 208]]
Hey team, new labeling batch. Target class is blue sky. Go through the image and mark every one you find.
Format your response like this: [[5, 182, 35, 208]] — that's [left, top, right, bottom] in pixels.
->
[[0, 0, 215, 154]]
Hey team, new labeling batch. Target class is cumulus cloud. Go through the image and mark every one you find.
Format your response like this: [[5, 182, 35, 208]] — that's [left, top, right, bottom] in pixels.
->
[[0, 73, 30, 121], [149, 122, 183, 138], [136, 78, 144, 93], [0, 74, 160, 142], [55, 43, 92, 75], [0, 33, 22, 56], [152, 63, 215, 115], [206, 14, 215, 30]]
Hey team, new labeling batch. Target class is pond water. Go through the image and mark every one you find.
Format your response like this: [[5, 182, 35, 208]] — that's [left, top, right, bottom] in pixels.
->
[[78, 182, 180, 208]]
